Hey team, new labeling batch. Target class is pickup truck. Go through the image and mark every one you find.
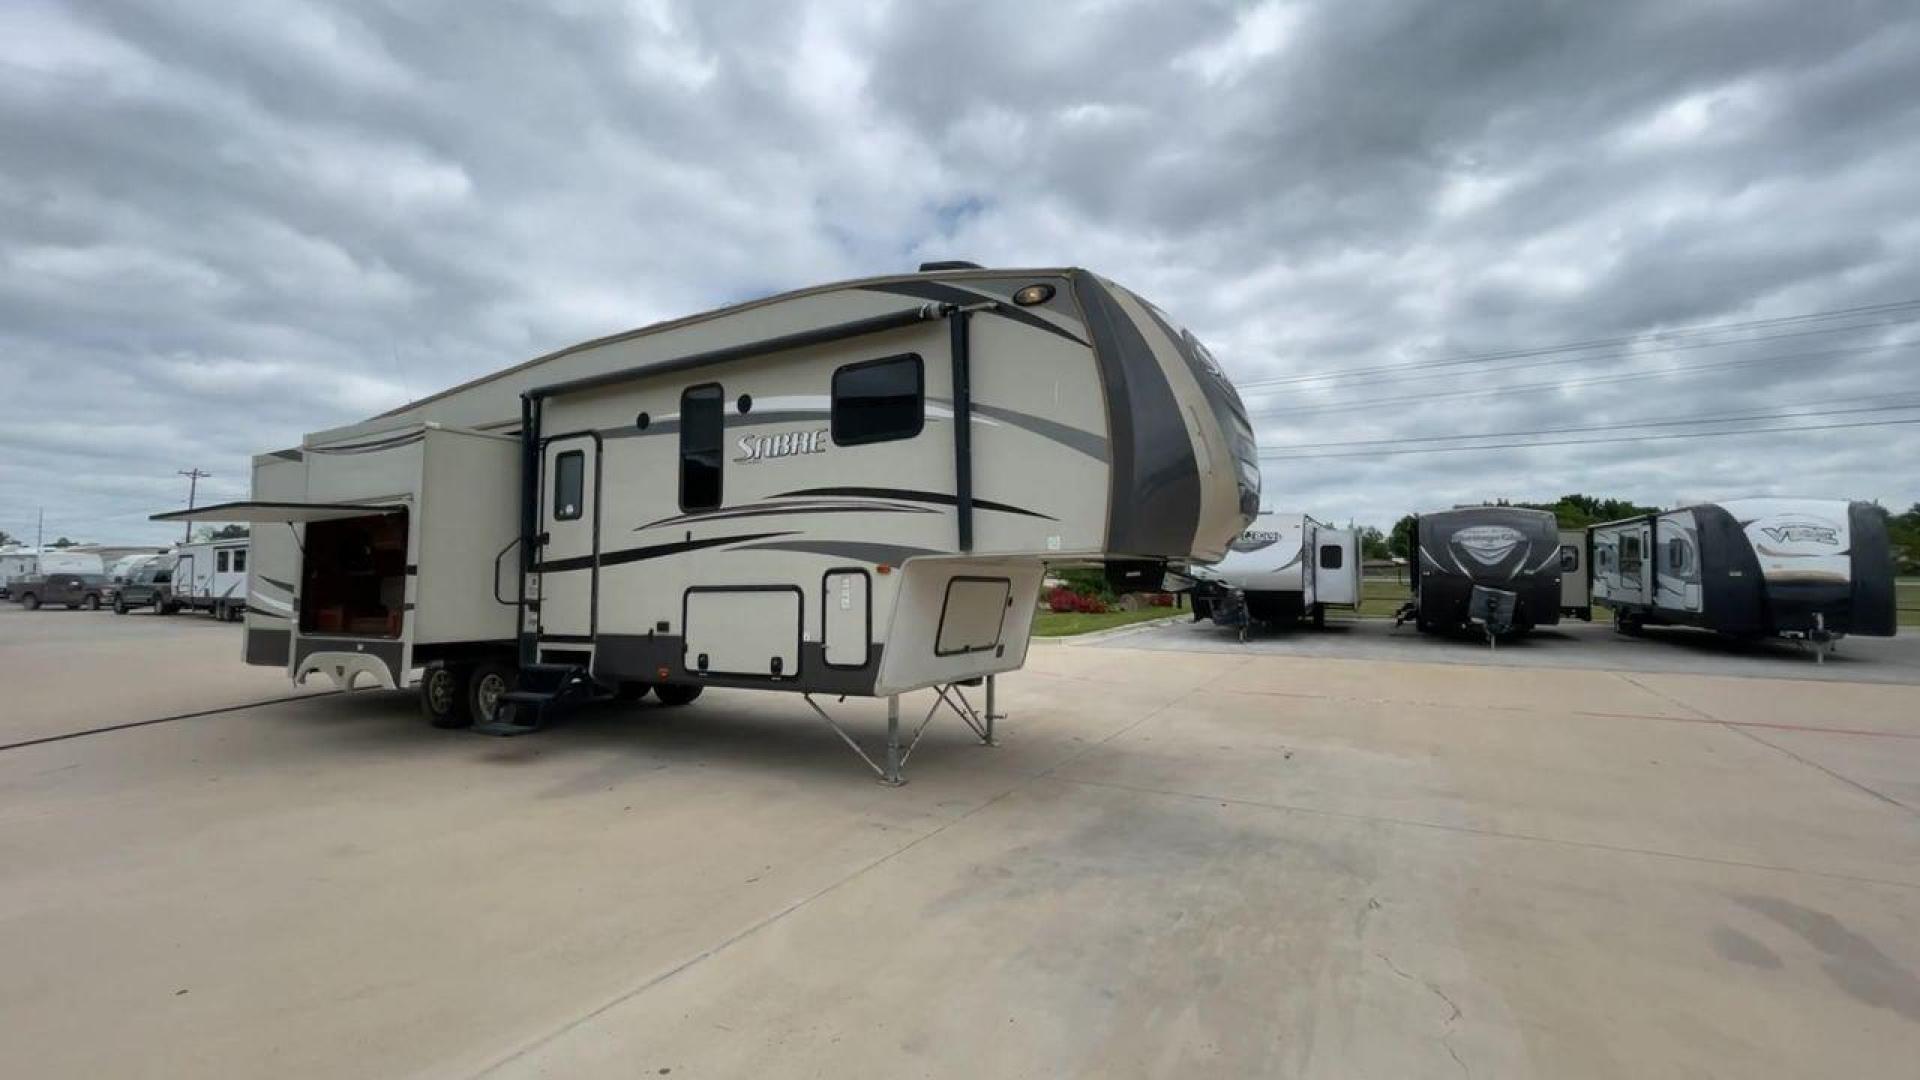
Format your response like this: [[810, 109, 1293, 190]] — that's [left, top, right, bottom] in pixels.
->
[[11, 573, 111, 610], [111, 560, 174, 614]]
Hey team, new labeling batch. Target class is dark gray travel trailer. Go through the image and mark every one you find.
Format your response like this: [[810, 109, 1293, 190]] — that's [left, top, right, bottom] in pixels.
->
[[1590, 498, 1896, 653], [1398, 507, 1563, 634]]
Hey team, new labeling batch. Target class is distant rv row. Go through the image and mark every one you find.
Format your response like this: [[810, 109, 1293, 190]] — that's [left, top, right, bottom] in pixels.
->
[[1, 540, 250, 618], [1191, 499, 1898, 650]]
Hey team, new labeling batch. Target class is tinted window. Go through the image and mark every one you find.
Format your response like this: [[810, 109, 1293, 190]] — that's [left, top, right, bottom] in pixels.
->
[[679, 384, 724, 511], [1621, 535, 1642, 573], [554, 450, 585, 521], [1319, 544, 1342, 570], [832, 354, 923, 446], [155, 569, 171, 584], [233, 549, 247, 572], [217, 550, 231, 572], [1559, 545, 1579, 573]]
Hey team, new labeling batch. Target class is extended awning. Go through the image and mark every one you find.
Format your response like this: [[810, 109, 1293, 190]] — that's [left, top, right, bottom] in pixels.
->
[[149, 500, 405, 524]]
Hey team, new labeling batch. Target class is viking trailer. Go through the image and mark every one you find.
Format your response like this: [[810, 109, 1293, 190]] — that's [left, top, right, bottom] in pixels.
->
[[1397, 507, 1563, 634], [1589, 498, 1895, 657], [1188, 512, 1360, 636], [158, 264, 1259, 782]]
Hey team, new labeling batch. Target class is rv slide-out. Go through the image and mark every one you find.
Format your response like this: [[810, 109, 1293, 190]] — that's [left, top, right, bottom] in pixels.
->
[[1187, 512, 1360, 634]]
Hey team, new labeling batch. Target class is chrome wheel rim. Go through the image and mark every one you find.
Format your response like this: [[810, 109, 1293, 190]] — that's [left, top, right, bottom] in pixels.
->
[[426, 669, 454, 714]]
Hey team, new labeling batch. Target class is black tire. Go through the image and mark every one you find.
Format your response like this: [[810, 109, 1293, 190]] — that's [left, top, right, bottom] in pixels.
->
[[420, 663, 474, 728], [467, 661, 516, 727], [653, 683, 704, 707], [65, 603, 79, 610], [615, 682, 653, 703], [1311, 604, 1326, 629], [152, 597, 170, 615], [21, 594, 38, 610], [113, 598, 129, 615], [83, 594, 101, 611]]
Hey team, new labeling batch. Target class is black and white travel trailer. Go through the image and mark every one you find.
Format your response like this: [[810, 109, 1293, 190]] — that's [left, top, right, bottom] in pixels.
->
[[1187, 512, 1360, 637], [159, 539, 250, 620], [157, 264, 1259, 782], [1558, 528, 1591, 621], [1397, 507, 1563, 635], [1589, 498, 1896, 655]]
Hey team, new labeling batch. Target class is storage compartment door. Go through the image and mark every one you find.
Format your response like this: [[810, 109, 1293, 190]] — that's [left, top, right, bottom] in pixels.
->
[[822, 570, 870, 668], [684, 588, 801, 678], [1315, 534, 1360, 606], [936, 577, 1012, 656]]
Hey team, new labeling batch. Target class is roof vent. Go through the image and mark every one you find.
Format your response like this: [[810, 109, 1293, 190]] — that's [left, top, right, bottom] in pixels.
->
[[917, 260, 983, 272]]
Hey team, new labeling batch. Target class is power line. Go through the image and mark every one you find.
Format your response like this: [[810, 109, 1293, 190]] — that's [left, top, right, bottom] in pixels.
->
[[1258, 416, 1920, 461], [1257, 397, 1920, 453], [1234, 297, 1920, 390], [1241, 339, 1920, 419], [1239, 314, 1920, 396]]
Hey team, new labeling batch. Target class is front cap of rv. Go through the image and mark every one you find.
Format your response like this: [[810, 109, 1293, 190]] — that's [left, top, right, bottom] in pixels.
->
[[1073, 272, 1259, 565]]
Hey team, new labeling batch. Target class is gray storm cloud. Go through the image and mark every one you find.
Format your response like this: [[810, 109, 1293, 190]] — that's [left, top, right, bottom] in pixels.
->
[[2, 0, 1917, 544]]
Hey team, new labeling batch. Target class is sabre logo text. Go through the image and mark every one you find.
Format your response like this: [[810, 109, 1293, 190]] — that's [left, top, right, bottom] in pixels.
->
[[736, 430, 828, 463], [1760, 524, 1839, 545]]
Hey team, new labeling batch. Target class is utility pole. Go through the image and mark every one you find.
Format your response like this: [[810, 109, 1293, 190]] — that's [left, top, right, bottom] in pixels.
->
[[34, 507, 43, 574], [177, 468, 210, 544]]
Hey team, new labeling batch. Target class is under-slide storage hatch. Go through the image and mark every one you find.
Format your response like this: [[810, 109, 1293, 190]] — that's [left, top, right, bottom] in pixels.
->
[[684, 587, 801, 678]]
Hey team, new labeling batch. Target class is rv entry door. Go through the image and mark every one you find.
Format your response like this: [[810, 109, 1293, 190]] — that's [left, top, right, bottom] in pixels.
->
[[538, 434, 600, 643]]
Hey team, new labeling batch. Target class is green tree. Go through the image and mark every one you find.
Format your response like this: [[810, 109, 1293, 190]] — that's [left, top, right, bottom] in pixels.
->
[[1358, 525, 1390, 560], [1388, 514, 1417, 558], [210, 524, 250, 539], [50, 536, 75, 548]]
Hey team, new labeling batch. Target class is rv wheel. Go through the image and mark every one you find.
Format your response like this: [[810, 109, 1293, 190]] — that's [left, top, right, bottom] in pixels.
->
[[420, 663, 474, 728], [653, 684, 704, 707], [615, 682, 652, 703], [467, 661, 516, 727]]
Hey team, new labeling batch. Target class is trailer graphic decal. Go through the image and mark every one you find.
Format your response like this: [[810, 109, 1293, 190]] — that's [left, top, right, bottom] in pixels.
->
[[1450, 525, 1526, 567], [1228, 529, 1282, 553], [736, 430, 829, 463], [1758, 523, 1839, 546]]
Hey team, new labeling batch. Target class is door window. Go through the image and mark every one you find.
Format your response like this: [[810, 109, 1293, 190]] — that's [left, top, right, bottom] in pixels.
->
[[1559, 545, 1579, 573], [1319, 544, 1343, 570], [217, 550, 231, 572], [233, 549, 247, 573], [553, 449, 585, 521], [680, 384, 724, 511]]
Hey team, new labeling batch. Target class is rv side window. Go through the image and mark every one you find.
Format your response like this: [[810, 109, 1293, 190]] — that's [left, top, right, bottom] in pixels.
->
[[679, 383, 724, 511], [832, 354, 923, 446], [1559, 545, 1579, 573], [554, 450, 585, 521], [233, 549, 247, 573], [1667, 537, 1687, 572], [217, 550, 230, 573], [1620, 535, 1642, 572], [1319, 544, 1342, 570]]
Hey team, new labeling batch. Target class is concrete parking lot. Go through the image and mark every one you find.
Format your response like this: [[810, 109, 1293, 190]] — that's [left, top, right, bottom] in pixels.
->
[[3, 604, 1918, 1078]]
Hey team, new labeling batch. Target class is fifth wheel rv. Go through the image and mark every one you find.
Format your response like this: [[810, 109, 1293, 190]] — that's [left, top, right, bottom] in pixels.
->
[[1397, 507, 1563, 634], [1589, 498, 1895, 655], [158, 264, 1259, 783], [1188, 512, 1360, 637]]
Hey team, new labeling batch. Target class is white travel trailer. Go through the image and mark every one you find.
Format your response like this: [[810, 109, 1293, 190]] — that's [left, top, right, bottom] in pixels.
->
[[1590, 498, 1896, 656], [162, 539, 250, 620], [158, 264, 1259, 782], [1187, 513, 1360, 637], [0, 548, 104, 598]]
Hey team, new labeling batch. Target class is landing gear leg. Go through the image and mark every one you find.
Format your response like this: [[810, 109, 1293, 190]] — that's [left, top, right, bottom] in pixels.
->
[[882, 695, 905, 786]]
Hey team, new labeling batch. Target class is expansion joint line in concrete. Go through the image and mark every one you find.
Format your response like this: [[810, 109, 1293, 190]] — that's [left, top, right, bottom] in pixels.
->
[[1044, 773, 1920, 893], [0, 691, 341, 753], [1614, 673, 1920, 818]]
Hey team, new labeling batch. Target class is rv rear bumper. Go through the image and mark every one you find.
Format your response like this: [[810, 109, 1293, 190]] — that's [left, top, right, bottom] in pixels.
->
[[293, 635, 406, 690]]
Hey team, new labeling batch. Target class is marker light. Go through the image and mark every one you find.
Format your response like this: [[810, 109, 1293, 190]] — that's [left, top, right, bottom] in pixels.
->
[[1013, 283, 1054, 306]]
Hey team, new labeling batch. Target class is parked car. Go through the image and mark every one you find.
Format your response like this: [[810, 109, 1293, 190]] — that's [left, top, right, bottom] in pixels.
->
[[111, 560, 174, 614], [11, 573, 111, 611]]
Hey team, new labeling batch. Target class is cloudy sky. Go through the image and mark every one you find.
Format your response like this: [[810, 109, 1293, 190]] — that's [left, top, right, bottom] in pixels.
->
[[3, 0, 1918, 546]]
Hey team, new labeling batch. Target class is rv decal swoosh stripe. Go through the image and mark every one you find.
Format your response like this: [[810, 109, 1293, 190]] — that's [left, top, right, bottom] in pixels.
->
[[536, 531, 800, 574], [731, 539, 942, 564], [771, 486, 1057, 521], [863, 281, 1090, 347], [928, 398, 1109, 462], [633, 503, 938, 531], [259, 576, 296, 595], [268, 448, 304, 462]]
